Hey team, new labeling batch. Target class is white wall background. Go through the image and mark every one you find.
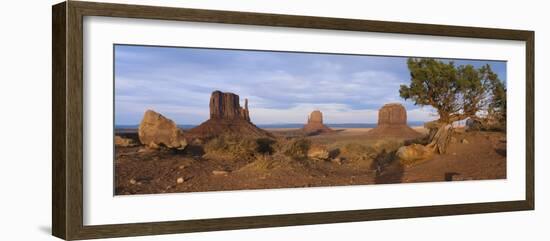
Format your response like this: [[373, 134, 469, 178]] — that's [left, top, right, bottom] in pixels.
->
[[0, 0, 547, 240]]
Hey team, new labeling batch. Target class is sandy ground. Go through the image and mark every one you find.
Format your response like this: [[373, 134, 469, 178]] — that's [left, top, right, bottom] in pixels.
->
[[114, 127, 505, 195]]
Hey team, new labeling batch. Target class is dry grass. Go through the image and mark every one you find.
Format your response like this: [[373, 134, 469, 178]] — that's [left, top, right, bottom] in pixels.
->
[[238, 153, 294, 172], [278, 138, 311, 160], [203, 134, 259, 161]]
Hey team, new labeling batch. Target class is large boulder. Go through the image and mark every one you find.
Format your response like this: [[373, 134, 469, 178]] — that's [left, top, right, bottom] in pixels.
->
[[366, 103, 422, 139], [307, 145, 330, 161], [138, 110, 187, 149], [303, 110, 333, 135], [396, 144, 433, 166], [187, 91, 272, 139]]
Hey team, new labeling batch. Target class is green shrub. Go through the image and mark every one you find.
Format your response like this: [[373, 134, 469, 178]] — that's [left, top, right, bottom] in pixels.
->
[[340, 143, 374, 162], [279, 138, 311, 160], [372, 139, 403, 153], [256, 138, 276, 155], [204, 134, 258, 160]]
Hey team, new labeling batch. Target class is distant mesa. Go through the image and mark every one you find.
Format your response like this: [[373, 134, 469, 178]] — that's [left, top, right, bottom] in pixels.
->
[[302, 110, 333, 135], [187, 90, 273, 139], [366, 103, 422, 139], [138, 110, 187, 149]]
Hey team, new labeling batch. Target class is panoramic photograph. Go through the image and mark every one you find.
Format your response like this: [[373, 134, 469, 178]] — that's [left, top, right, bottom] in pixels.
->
[[113, 44, 507, 195]]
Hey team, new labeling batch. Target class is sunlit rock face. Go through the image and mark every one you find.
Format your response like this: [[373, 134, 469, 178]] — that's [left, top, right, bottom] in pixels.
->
[[378, 103, 407, 126], [366, 103, 422, 139], [138, 110, 187, 149]]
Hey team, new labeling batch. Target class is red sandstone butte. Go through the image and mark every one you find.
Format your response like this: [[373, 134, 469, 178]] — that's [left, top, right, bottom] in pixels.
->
[[187, 90, 272, 139], [302, 110, 333, 135], [366, 103, 422, 139]]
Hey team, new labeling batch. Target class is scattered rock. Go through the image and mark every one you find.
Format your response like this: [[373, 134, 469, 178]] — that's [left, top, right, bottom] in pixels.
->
[[331, 157, 343, 165], [114, 135, 137, 147], [461, 139, 469, 144], [129, 179, 137, 185], [212, 170, 229, 176], [138, 110, 187, 149], [302, 110, 333, 135], [137, 147, 153, 153], [397, 144, 433, 166], [307, 145, 330, 161], [176, 177, 184, 184], [191, 138, 204, 145], [177, 139, 189, 150], [366, 103, 422, 139]]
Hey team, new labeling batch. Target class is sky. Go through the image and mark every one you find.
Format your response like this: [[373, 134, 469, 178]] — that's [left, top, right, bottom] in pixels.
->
[[114, 45, 506, 125]]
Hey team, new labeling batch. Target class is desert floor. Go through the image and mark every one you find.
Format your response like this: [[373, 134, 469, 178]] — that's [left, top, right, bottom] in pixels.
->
[[114, 128, 506, 195]]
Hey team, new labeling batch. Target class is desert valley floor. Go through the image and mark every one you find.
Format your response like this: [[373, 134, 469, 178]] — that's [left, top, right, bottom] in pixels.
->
[[114, 127, 506, 195]]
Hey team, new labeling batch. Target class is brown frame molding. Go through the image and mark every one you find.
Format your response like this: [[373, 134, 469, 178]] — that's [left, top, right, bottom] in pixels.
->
[[52, 1, 535, 240]]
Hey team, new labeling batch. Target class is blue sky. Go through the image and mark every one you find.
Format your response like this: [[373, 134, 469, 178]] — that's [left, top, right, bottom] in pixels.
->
[[114, 45, 506, 125]]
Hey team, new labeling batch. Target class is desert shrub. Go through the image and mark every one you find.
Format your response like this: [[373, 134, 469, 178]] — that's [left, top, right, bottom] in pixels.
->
[[339, 140, 404, 170], [256, 138, 276, 155], [239, 153, 292, 172], [203, 134, 258, 160], [403, 135, 430, 146], [372, 139, 403, 153], [278, 138, 311, 160], [368, 140, 407, 171], [340, 143, 375, 162]]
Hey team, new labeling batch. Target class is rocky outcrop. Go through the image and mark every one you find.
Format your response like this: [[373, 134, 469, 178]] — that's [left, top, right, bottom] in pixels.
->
[[307, 145, 330, 161], [396, 144, 433, 166], [302, 110, 333, 135], [187, 91, 272, 139], [138, 110, 188, 149], [114, 135, 137, 147], [366, 103, 422, 139]]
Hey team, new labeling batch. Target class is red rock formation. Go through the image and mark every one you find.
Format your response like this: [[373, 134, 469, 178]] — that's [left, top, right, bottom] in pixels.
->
[[209, 90, 250, 120], [187, 91, 271, 139], [302, 110, 333, 135], [366, 103, 422, 139], [378, 103, 407, 126]]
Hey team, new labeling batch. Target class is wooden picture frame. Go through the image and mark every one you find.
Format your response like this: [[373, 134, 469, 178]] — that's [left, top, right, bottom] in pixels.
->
[[52, 1, 534, 240]]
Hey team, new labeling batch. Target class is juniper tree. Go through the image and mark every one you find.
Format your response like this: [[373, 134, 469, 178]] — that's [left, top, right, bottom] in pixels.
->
[[399, 58, 505, 153]]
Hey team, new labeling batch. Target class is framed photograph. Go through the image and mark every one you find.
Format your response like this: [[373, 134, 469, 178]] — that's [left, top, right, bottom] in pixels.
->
[[52, 1, 534, 240]]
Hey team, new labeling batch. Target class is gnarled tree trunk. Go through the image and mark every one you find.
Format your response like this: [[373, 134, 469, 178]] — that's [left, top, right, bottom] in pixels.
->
[[425, 120, 454, 154]]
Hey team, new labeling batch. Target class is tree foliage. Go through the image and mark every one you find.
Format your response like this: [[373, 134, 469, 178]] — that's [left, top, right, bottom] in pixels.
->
[[399, 58, 506, 153], [400, 58, 506, 125]]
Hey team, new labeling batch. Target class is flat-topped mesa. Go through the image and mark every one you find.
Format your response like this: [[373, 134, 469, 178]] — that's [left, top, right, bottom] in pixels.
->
[[303, 110, 333, 135], [187, 90, 271, 139], [366, 103, 422, 139]]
